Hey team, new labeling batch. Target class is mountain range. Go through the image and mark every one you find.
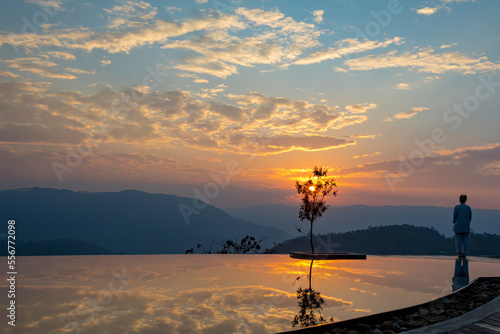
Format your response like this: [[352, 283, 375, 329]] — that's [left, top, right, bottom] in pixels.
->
[[0, 188, 290, 254], [2, 188, 498, 255], [227, 203, 500, 237]]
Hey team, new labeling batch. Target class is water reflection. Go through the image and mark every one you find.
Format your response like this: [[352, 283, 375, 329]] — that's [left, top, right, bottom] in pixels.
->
[[452, 258, 469, 291], [3, 255, 499, 333], [292, 260, 334, 328]]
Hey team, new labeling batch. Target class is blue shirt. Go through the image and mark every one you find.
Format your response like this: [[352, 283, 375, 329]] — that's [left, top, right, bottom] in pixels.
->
[[453, 203, 472, 233]]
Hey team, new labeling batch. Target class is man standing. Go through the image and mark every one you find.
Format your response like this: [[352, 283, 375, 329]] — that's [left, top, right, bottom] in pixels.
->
[[453, 194, 472, 259]]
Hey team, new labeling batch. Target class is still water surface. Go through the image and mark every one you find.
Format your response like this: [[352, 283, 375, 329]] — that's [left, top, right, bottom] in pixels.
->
[[1, 255, 499, 333]]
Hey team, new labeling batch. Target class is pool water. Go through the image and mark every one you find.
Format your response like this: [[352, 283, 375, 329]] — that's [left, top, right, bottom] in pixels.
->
[[1, 255, 499, 333]]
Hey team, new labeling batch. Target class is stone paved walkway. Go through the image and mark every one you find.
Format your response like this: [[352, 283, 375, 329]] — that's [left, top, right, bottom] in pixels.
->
[[444, 312, 500, 334]]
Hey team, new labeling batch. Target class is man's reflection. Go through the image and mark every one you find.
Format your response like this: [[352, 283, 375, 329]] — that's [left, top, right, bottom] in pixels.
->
[[452, 258, 469, 291], [292, 260, 333, 328]]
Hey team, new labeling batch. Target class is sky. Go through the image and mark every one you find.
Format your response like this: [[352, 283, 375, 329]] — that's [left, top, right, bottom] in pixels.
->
[[0, 0, 499, 209]]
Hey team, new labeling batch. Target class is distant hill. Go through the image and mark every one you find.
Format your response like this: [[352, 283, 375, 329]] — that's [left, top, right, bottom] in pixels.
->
[[274, 225, 500, 256], [0, 239, 116, 256], [0, 188, 290, 254], [227, 204, 500, 237]]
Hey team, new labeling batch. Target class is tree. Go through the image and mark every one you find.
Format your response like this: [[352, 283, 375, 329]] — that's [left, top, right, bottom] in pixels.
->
[[292, 260, 334, 327], [295, 166, 337, 253]]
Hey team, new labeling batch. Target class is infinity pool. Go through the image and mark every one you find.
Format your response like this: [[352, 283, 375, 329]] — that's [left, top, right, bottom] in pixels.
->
[[1, 255, 499, 333]]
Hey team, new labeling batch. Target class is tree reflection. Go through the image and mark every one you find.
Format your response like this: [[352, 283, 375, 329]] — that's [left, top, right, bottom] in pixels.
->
[[292, 260, 334, 328]]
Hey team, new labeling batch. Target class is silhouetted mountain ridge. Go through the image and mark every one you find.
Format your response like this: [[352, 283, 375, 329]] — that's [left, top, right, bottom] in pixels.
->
[[227, 203, 500, 237], [0, 238, 116, 256], [0, 188, 290, 254]]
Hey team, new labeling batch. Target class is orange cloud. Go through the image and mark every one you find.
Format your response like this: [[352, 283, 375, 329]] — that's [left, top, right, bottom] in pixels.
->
[[343, 48, 500, 74]]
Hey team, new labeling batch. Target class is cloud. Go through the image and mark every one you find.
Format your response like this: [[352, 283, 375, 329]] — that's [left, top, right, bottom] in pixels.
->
[[350, 287, 378, 296], [434, 143, 500, 156], [353, 152, 381, 159], [0, 147, 187, 187], [25, 0, 66, 10], [40, 23, 58, 30], [196, 84, 227, 99], [43, 51, 76, 60], [440, 43, 457, 49], [203, 104, 241, 123], [227, 92, 372, 135], [104, 0, 158, 29], [227, 134, 355, 154], [0, 81, 371, 155], [294, 37, 402, 66], [0, 12, 245, 55], [396, 83, 410, 90], [345, 103, 378, 114], [1, 7, 322, 78], [236, 7, 317, 42], [349, 134, 380, 139], [0, 71, 19, 78], [200, 156, 222, 162], [65, 68, 96, 74], [0, 124, 85, 144], [3, 57, 77, 79], [416, 6, 440, 15], [201, 319, 239, 334], [425, 143, 500, 179], [475, 161, 500, 176], [165, 6, 182, 14], [0, 80, 86, 130], [384, 106, 429, 122], [337, 142, 500, 195], [343, 47, 500, 74], [416, 0, 475, 15], [312, 10, 324, 24], [163, 7, 322, 77], [176, 72, 209, 83], [100, 59, 112, 66], [424, 76, 441, 83], [173, 59, 239, 79]]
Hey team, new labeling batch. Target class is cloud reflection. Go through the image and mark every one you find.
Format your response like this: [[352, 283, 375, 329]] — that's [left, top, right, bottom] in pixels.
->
[[2, 255, 499, 333]]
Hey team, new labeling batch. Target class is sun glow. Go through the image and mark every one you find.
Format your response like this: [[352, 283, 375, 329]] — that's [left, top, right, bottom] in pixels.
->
[[309, 186, 315, 191]]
